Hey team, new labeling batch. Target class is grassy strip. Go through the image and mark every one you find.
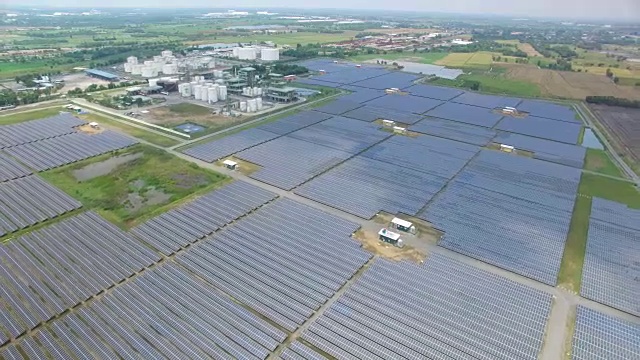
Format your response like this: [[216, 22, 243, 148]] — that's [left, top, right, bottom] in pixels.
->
[[580, 173, 640, 208], [429, 72, 542, 98], [577, 127, 585, 144], [0, 107, 66, 125], [583, 148, 623, 178], [77, 112, 182, 147]]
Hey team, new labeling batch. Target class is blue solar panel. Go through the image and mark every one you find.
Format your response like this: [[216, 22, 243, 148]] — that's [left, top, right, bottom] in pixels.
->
[[313, 99, 363, 115], [571, 306, 640, 360], [494, 132, 586, 168], [350, 72, 422, 90], [404, 84, 465, 101], [182, 128, 280, 162], [256, 110, 333, 135], [410, 117, 497, 145], [295, 78, 343, 88], [288, 116, 389, 153], [453, 92, 521, 109], [425, 102, 504, 128], [310, 68, 389, 84], [518, 100, 580, 123], [338, 86, 386, 103], [363, 94, 443, 114], [342, 105, 424, 124], [496, 116, 582, 144]]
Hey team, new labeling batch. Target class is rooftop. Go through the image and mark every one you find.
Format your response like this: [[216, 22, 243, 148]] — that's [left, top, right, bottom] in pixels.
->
[[85, 69, 119, 80]]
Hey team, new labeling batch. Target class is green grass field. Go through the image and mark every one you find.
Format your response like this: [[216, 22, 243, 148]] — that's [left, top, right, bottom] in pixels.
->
[[347, 52, 447, 64], [430, 71, 542, 97], [583, 149, 623, 178], [41, 145, 228, 227], [0, 107, 66, 125], [167, 103, 213, 116], [557, 173, 640, 291]]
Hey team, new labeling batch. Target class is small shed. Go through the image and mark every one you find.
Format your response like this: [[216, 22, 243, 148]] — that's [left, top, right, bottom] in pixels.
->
[[89, 122, 99, 128], [500, 144, 515, 153], [378, 228, 404, 247], [382, 119, 396, 127], [391, 217, 416, 234], [393, 126, 407, 134], [223, 159, 238, 170]]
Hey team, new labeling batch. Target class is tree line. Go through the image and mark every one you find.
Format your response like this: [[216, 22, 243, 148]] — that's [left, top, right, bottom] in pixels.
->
[[586, 96, 640, 108]]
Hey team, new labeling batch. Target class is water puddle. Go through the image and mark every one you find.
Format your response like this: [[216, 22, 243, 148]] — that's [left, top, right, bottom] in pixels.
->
[[73, 153, 142, 181]]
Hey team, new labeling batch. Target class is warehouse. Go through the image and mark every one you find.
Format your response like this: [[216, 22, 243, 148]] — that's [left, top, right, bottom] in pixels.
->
[[84, 69, 119, 82]]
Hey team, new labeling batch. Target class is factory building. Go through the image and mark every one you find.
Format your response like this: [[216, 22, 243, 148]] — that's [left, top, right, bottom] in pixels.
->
[[85, 69, 119, 82], [266, 87, 298, 103]]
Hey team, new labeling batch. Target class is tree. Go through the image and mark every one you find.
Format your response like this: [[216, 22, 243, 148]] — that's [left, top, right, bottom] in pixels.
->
[[613, 77, 619, 84], [606, 68, 614, 78], [135, 98, 143, 108]]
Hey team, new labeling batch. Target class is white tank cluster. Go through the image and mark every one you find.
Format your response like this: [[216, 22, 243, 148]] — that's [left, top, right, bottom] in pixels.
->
[[213, 70, 225, 78], [236, 47, 257, 60], [178, 83, 191, 97], [242, 87, 263, 97], [123, 50, 186, 77]]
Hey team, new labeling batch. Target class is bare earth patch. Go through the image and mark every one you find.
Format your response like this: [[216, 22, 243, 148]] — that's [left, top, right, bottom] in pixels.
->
[[77, 124, 105, 134], [517, 43, 543, 57], [353, 229, 426, 263]]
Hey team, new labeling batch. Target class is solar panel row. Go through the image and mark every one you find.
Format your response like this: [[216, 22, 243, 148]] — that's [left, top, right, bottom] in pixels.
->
[[410, 117, 497, 146], [425, 102, 505, 128], [131, 181, 277, 255], [0, 113, 85, 149], [518, 99, 580, 124], [453, 92, 522, 109], [256, 110, 333, 135], [295, 78, 344, 88], [309, 68, 389, 85], [0, 154, 31, 182], [337, 86, 386, 103], [287, 116, 389, 153], [341, 105, 425, 124], [182, 128, 280, 163], [580, 198, 640, 316], [363, 94, 444, 115], [4, 131, 138, 171], [280, 341, 327, 360], [237, 136, 353, 190], [4, 263, 286, 359], [313, 99, 363, 115], [176, 198, 370, 331], [349, 71, 422, 90], [0, 212, 158, 341], [571, 306, 640, 360], [493, 132, 586, 168], [419, 181, 572, 285], [496, 116, 582, 144], [0, 175, 82, 237], [302, 254, 552, 360], [404, 84, 465, 101]]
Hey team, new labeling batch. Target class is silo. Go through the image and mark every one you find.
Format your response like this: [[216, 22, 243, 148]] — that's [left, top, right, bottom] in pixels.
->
[[161, 50, 173, 57], [127, 56, 138, 64], [247, 99, 257, 113], [124, 63, 133, 73], [194, 85, 202, 100], [131, 64, 143, 75], [201, 88, 209, 102], [190, 81, 198, 93], [240, 102, 247, 112], [208, 87, 218, 103], [256, 98, 263, 111], [261, 48, 280, 61], [219, 86, 227, 101]]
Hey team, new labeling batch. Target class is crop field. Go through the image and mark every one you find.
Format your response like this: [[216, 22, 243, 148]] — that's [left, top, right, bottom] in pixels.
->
[[348, 52, 447, 64], [188, 31, 360, 47], [504, 64, 640, 100], [589, 104, 640, 168], [435, 51, 494, 69], [430, 71, 542, 97], [583, 148, 623, 177], [41, 145, 228, 226]]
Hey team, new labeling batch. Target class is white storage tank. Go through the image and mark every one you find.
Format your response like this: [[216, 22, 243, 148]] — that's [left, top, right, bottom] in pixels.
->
[[181, 84, 192, 97], [253, 87, 259, 96], [240, 102, 247, 112], [148, 78, 159, 87], [256, 97, 263, 110], [124, 63, 133, 73], [141, 66, 157, 78], [127, 56, 138, 64], [162, 64, 177, 75], [144, 60, 154, 66], [194, 85, 202, 100], [201, 88, 209, 102], [247, 99, 257, 113], [190, 81, 198, 92], [237, 47, 257, 60], [261, 48, 280, 61], [131, 64, 143, 75], [208, 87, 218, 103], [219, 86, 227, 101], [233, 47, 240, 57], [161, 50, 173, 57]]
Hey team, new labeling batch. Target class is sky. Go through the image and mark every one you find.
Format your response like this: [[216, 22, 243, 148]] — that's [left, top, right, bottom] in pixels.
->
[[5, 0, 640, 21]]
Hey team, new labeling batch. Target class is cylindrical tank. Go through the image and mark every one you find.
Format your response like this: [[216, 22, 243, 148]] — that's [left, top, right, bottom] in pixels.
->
[[201, 88, 208, 102], [247, 99, 257, 113], [190, 81, 198, 92], [148, 78, 159, 87], [144, 60, 154, 66], [161, 50, 173, 57], [127, 56, 138, 64], [219, 86, 227, 101], [181, 84, 192, 97], [256, 97, 263, 111], [124, 63, 132, 73], [215, 79, 225, 85], [208, 87, 218, 103], [240, 102, 247, 112], [237, 47, 257, 60], [253, 87, 259, 96], [233, 47, 240, 57], [131, 64, 143, 75], [162, 64, 177, 75], [261, 48, 280, 61], [141, 66, 157, 78], [194, 85, 202, 100]]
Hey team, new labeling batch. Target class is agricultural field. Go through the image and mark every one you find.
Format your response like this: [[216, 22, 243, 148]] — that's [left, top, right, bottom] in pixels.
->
[[429, 70, 542, 97], [435, 51, 494, 69], [588, 104, 640, 170], [495, 39, 543, 57], [348, 52, 447, 64], [40, 144, 228, 226], [187, 31, 360, 47]]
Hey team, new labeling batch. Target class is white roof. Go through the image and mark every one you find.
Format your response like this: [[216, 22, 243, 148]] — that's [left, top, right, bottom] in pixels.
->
[[89, 122, 99, 126], [223, 159, 238, 166], [504, 106, 517, 110], [378, 228, 401, 240], [382, 119, 395, 124], [500, 144, 515, 149], [392, 217, 413, 228], [393, 126, 406, 131]]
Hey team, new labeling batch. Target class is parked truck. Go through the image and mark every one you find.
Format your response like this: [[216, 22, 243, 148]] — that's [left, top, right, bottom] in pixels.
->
[[378, 228, 404, 248]]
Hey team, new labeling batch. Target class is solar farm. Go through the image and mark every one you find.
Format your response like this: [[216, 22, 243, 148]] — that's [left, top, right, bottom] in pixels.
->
[[1, 59, 639, 359]]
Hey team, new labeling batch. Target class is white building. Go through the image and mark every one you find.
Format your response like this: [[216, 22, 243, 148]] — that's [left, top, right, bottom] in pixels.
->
[[261, 48, 280, 61]]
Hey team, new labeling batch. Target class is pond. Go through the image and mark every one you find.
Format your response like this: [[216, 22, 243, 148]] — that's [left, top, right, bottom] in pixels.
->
[[581, 128, 604, 150], [72, 153, 142, 181], [175, 122, 206, 134]]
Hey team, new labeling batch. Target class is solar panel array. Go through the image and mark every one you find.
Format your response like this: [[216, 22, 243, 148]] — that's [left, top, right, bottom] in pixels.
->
[[0, 212, 159, 342], [404, 84, 465, 101], [302, 253, 552, 360], [571, 306, 640, 360], [236, 136, 353, 190], [0, 113, 85, 149], [410, 117, 497, 145], [313, 99, 363, 115], [176, 198, 371, 331], [580, 198, 640, 316], [256, 111, 333, 135], [455, 150, 580, 212], [310, 68, 389, 85], [2, 262, 286, 359], [288, 116, 389, 153], [131, 181, 277, 255], [363, 94, 444, 114], [0, 154, 31, 182], [453, 92, 522, 109], [496, 116, 582, 144], [338, 86, 386, 103], [295, 78, 343, 88], [5, 131, 138, 171], [182, 128, 280, 163], [341, 105, 425, 124], [296, 135, 477, 219], [494, 132, 587, 168], [0, 175, 82, 237], [425, 102, 505, 128], [420, 181, 573, 285], [350, 71, 422, 90], [518, 99, 580, 123], [280, 341, 327, 360]]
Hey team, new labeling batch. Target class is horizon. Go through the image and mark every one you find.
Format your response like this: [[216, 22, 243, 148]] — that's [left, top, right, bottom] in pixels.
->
[[3, 1, 640, 22]]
